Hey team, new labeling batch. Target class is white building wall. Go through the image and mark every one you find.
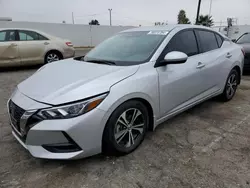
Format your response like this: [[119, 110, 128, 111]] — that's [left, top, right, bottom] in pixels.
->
[[0, 21, 134, 47]]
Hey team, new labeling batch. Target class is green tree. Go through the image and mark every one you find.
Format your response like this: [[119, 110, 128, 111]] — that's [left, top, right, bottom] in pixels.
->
[[177, 10, 191, 24], [89, 19, 100, 25], [196, 15, 214, 27]]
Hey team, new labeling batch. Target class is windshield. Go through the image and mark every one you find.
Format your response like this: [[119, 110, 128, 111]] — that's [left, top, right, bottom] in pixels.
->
[[237, 33, 250, 44], [84, 31, 168, 66]]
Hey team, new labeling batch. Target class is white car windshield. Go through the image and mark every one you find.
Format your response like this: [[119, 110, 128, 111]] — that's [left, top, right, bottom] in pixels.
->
[[237, 33, 250, 44], [84, 31, 168, 66]]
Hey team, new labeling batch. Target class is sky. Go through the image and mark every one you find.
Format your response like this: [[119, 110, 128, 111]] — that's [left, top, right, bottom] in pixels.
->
[[0, 0, 249, 26]]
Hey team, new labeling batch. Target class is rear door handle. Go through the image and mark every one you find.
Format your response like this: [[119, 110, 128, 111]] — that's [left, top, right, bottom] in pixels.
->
[[10, 43, 17, 46], [196, 62, 205, 69], [44, 42, 50, 45], [226, 53, 232, 58]]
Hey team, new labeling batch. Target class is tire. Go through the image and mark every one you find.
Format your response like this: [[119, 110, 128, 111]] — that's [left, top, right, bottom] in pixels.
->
[[102, 100, 149, 156], [220, 69, 239, 102], [45, 51, 62, 64]]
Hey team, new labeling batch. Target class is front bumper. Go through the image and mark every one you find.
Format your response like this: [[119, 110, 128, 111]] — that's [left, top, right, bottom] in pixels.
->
[[8, 89, 107, 159]]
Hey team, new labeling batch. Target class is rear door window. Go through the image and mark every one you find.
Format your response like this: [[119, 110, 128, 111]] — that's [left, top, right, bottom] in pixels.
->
[[18, 30, 39, 41], [161, 30, 199, 58], [196, 30, 219, 52]]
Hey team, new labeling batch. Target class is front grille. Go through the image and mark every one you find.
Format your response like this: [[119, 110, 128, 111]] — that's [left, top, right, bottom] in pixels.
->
[[26, 114, 42, 130], [9, 100, 25, 132]]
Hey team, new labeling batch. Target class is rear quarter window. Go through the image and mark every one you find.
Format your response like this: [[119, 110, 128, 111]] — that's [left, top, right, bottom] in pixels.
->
[[215, 34, 223, 47]]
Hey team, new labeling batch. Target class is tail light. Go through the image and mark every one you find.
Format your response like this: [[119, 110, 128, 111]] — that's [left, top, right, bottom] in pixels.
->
[[65, 42, 73, 47], [241, 48, 245, 56]]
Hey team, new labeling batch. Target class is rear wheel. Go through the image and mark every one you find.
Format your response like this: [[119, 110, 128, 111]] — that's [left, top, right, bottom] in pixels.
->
[[45, 51, 62, 63], [102, 100, 149, 155], [220, 69, 239, 101]]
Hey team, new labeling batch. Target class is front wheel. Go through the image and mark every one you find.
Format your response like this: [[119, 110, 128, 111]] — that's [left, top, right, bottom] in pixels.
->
[[220, 69, 239, 101], [102, 100, 149, 155]]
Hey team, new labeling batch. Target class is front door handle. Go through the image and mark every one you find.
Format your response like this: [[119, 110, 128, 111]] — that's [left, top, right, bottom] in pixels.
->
[[196, 62, 205, 69], [44, 42, 50, 45], [226, 53, 232, 58]]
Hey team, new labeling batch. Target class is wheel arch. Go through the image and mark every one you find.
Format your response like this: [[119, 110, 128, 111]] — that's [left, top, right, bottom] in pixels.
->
[[232, 65, 241, 84], [44, 49, 63, 62], [100, 96, 156, 153], [100, 94, 157, 148]]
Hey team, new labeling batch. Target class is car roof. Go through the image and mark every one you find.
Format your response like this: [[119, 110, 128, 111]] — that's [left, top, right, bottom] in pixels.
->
[[0, 28, 53, 38], [122, 24, 217, 33]]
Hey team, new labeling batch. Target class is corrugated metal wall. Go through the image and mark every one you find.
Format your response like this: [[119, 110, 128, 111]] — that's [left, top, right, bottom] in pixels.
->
[[0, 21, 134, 47]]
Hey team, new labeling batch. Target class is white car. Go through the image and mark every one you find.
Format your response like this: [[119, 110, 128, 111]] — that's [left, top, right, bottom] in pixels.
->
[[0, 28, 75, 67], [8, 25, 244, 159]]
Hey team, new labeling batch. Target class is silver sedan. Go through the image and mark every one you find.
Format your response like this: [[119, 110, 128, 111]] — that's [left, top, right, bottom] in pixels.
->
[[8, 25, 244, 159]]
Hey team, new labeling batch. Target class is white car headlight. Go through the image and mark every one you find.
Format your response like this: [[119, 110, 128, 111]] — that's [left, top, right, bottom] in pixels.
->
[[37, 93, 107, 119]]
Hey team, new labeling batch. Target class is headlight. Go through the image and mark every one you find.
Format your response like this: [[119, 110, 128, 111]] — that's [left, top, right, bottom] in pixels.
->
[[37, 93, 107, 119]]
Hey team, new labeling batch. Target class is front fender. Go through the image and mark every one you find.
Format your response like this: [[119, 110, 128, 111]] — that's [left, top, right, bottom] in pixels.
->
[[97, 64, 159, 130]]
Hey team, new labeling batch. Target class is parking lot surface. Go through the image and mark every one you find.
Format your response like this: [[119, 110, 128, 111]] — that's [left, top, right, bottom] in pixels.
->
[[1, 61, 250, 187]]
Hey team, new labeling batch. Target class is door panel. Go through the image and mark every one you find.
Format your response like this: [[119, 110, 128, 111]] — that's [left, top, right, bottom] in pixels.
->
[[195, 29, 227, 92], [156, 29, 211, 117], [18, 41, 46, 65], [0, 42, 20, 66], [195, 50, 226, 93], [0, 30, 21, 67], [157, 55, 208, 117], [17, 30, 46, 65]]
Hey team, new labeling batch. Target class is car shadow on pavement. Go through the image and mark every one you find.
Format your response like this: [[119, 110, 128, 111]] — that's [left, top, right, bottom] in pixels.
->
[[0, 65, 41, 73]]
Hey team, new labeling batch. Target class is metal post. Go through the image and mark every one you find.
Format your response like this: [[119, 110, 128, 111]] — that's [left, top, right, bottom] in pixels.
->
[[72, 12, 75, 24], [195, 0, 202, 25], [219, 20, 222, 32], [208, 0, 213, 17], [108, 9, 112, 26]]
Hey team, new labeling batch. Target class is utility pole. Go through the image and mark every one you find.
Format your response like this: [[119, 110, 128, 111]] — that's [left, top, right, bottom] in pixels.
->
[[195, 0, 202, 25], [206, 0, 212, 26], [72, 12, 75, 24], [108, 8, 112, 26], [208, 0, 213, 17]]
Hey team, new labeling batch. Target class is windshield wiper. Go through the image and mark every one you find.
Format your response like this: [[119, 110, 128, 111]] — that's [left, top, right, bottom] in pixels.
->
[[85, 59, 116, 65]]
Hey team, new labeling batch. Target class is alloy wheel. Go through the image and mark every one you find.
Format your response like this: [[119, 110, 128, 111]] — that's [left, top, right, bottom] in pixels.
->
[[114, 108, 145, 148], [226, 73, 237, 99], [47, 53, 60, 63]]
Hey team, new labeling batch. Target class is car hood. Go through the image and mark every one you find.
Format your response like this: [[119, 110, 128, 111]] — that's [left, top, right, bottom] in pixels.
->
[[18, 59, 139, 105]]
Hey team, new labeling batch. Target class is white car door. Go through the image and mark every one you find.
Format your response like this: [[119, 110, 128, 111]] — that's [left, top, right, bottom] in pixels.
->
[[17, 30, 46, 65], [156, 29, 209, 117], [0, 30, 21, 66], [194, 29, 227, 93]]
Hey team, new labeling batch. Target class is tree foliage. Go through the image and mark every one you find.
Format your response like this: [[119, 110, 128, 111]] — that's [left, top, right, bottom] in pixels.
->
[[177, 10, 191, 24], [196, 15, 214, 27], [89, 19, 100, 25]]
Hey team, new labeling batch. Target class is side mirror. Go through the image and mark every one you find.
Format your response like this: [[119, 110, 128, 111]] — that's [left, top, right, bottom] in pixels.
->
[[155, 51, 188, 68], [164, 51, 188, 64], [232, 39, 236, 43]]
